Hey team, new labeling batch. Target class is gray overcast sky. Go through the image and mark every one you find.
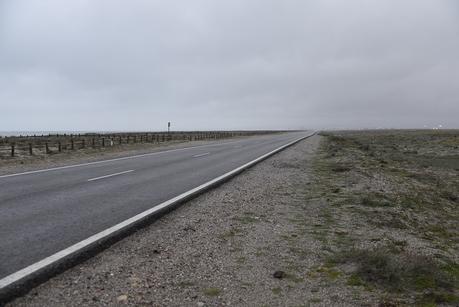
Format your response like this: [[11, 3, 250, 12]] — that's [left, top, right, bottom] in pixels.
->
[[1, 0, 458, 131]]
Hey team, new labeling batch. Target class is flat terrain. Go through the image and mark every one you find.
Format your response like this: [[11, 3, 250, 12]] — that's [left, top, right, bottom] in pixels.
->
[[6, 130, 459, 306], [310, 130, 458, 306]]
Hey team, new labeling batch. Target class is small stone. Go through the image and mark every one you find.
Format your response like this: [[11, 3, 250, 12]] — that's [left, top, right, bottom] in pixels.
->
[[273, 270, 286, 279], [117, 294, 128, 302], [197, 302, 205, 307]]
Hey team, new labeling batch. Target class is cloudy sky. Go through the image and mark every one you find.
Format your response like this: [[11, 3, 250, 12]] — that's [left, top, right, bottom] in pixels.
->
[[1, 0, 458, 131]]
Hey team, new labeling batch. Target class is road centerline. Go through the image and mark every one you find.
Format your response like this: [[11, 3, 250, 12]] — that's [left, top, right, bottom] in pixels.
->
[[87, 170, 134, 182], [0, 139, 244, 179], [192, 152, 210, 158]]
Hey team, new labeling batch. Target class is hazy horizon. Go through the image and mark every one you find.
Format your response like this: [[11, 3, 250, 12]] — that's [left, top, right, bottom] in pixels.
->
[[1, 0, 458, 131]]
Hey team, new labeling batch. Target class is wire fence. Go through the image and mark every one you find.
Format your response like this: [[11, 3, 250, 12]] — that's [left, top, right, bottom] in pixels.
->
[[0, 131, 282, 158]]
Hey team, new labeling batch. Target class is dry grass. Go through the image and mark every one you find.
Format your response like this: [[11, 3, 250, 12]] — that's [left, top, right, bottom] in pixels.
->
[[310, 130, 459, 306]]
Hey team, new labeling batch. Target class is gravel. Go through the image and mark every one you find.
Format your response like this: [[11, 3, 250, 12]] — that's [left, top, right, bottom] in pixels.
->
[[7, 135, 379, 306]]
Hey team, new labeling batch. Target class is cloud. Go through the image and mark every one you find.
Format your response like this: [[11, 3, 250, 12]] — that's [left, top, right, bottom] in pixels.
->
[[1, 0, 458, 131]]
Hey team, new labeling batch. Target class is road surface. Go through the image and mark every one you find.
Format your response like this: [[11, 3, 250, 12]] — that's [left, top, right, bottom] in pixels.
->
[[0, 132, 310, 280]]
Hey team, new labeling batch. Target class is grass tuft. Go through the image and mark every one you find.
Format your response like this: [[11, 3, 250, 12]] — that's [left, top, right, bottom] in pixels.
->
[[329, 248, 458, 303], [203, 287, 221, 297]]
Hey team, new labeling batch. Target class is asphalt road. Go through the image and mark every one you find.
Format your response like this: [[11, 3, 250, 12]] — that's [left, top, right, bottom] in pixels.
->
[[0, 132, 310, 279]]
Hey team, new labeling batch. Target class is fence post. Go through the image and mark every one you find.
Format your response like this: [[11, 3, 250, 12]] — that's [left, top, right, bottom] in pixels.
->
[[11, 144, 15, 157], [29, 143, 33, 155], [82, 139, 85, 149], [71, 139, 74, 150], [102, 138, 105, 147], [92, 138, 95, 148], [45, 143, 50, 154]]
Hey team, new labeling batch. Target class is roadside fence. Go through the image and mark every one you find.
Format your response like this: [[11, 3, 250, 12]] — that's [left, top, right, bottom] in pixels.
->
[[0, 131, 282, 158]]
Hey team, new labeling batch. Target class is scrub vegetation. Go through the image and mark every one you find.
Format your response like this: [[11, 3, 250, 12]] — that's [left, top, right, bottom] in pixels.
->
[[310, 130, 459, 306]]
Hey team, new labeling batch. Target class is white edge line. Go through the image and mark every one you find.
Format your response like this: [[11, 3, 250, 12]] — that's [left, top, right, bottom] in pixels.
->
[[0, 140, 243, 179], [192, 152, 210, 158], [87, 170, 134, 182], [0, 132, 315, 291]]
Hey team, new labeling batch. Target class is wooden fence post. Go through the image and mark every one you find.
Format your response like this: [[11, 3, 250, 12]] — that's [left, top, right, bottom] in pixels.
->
[[92, 138, 95, 148], [45, 143, 50, 154], [11, 144, 15, 157], [71, 139, 74, 150], [82, 139, 85, 149], [58, 142, 62, 152], [29, 143, 33, 155], [102, 138, 105, 147]]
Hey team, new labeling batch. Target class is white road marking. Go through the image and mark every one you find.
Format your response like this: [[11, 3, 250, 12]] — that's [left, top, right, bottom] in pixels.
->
[[192, 152, 210, 158], [0, 140, 244, 179], [0, 132, 315, 293], [87, 170, 134, 182]]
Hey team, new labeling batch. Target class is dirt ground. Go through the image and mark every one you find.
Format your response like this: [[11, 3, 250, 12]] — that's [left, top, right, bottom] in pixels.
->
[[308, 130, 459, 306], [6, 131, 459, 306]]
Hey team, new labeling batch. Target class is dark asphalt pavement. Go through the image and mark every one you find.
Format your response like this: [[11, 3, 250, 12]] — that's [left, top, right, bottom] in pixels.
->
[[0, 132, 310, 279]]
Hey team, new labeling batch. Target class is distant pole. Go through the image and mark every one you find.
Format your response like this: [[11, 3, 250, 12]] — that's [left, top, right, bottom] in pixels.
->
[[168, 122, 171, 133]]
